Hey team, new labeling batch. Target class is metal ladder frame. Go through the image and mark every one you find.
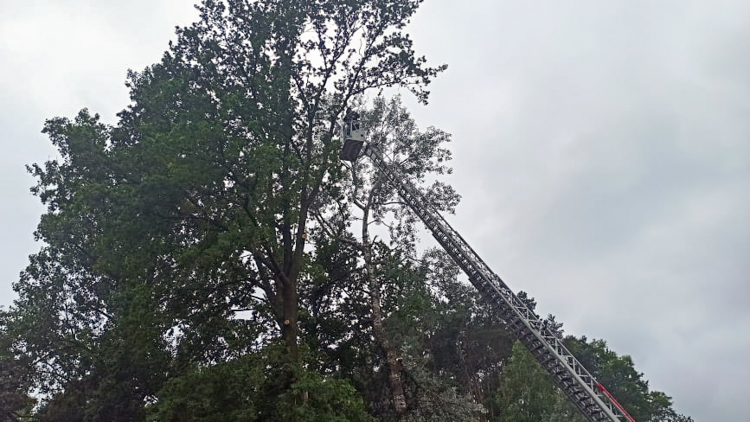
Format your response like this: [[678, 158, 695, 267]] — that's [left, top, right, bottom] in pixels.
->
[[362, 143, 636, 422]]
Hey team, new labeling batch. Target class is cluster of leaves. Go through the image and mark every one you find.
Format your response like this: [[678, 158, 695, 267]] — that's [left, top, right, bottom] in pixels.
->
[[1, 0, 692, 421]]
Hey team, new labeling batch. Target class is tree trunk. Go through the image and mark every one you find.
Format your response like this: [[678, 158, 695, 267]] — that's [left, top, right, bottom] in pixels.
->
[[362, 203, 407, 417], [279, 274, 299, 362], [457, 330, 484, 404]]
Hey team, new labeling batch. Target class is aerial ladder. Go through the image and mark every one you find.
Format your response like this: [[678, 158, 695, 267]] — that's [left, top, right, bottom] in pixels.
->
[[340, 115, 636, 422]]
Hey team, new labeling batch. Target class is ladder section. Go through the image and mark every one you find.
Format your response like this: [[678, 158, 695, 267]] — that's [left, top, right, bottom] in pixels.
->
[[363, 144, 635, 422]]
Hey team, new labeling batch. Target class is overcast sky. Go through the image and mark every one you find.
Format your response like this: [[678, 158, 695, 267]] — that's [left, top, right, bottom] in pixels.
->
[[1, 1, 748, 420]]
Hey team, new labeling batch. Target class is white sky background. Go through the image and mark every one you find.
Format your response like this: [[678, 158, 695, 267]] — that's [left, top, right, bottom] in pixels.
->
[[1, 1, 748, 420]]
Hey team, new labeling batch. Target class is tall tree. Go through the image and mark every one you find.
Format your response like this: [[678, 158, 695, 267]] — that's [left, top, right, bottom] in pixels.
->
[[113, 0, 446, 365], [15, 0, 445, 416], [311, 96, 487, 420], [350, 95, 457, 417]]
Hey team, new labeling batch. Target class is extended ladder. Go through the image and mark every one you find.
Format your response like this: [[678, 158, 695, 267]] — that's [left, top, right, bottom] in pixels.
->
[[355, 142, 636, 422]]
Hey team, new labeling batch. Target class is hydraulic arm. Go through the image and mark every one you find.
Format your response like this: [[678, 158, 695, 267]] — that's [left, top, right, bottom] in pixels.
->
[[345, 136, 636, 422]]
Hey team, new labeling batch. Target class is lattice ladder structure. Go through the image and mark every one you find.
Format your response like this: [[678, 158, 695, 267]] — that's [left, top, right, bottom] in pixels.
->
[[350, 140, 636, 422]]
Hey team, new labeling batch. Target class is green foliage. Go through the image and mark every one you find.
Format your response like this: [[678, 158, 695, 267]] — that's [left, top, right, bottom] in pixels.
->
[[147, 348, 374, 422], [564, 336, 679, 421], [274, 371, 375, 422], [147, 354, 262, 422], [488, 336, 687, 422], [418, 249, 515, 404], [0, 310, 36, 422], [491, 342, 583, 422]]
